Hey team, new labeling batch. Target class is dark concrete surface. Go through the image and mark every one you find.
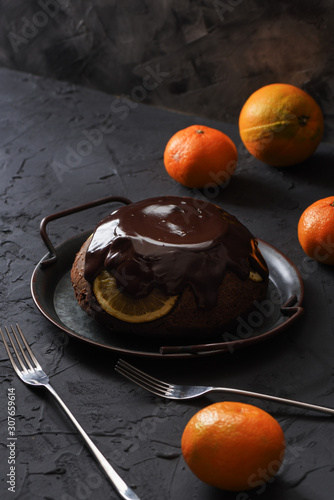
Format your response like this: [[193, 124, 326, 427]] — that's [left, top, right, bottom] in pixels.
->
[[0, 67, 334, 500], [1, 0, 334, 141]]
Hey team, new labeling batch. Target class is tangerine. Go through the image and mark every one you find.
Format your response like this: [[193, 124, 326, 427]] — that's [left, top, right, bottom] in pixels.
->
[[181, 401, 285, 492], [298, 196, 334, 265], [239, 83, 324, 166], [163, 125, 237, 188]]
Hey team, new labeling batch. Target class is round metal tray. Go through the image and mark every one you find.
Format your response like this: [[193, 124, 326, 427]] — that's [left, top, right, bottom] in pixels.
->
[[31, 232, 304, 359]]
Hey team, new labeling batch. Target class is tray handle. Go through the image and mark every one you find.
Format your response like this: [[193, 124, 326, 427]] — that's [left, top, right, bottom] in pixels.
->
[[39, 195, 132, 269]]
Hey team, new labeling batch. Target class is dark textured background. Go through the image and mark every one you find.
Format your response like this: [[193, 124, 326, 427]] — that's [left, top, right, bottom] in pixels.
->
[[1, 0, 334, 140], [1, 1, 334, 499], [0, 66, 334, 500]]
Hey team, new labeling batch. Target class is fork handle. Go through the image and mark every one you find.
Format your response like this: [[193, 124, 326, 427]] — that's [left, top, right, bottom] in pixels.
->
[[44, 383, 141, 500], [216, 387, 334, 416]]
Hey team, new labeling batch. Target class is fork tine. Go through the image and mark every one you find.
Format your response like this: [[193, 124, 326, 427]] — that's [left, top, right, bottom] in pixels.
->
[[15, 324, 41, 369], [1, 324, 41, 375], [116, 366, 166, 397], [7, 324, 35, 371], [0, 326, 25, 377], [115, 359, 169, 397], [116, 359, 170, 390]]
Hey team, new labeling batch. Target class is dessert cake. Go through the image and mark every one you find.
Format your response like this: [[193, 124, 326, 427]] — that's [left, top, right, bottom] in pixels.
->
[[71, 196, 269, 339]]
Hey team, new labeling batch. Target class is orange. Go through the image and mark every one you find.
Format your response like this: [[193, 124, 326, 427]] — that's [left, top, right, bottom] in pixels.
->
[[298, 196, 334, 265], [93, 270, 178, 322], [163, 125, 237, 188], [181, 402, 285, 492], [239, 83, 324, 166]]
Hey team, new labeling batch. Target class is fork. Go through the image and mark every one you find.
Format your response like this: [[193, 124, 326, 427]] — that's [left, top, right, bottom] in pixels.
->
[[0, 325, 141, 500], [115, 359, 334, 416]]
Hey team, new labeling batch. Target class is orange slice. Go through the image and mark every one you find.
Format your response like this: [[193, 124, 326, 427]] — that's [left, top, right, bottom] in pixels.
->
[[93, 270, 178, 323], [249, 269, 263, 282]]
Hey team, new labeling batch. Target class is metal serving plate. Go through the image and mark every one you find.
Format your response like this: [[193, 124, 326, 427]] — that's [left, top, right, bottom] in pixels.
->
[[31, 235, 304, 358]]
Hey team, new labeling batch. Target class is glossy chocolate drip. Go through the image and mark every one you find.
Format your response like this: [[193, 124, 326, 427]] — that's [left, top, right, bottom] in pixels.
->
[[84, 196, 268, 308]]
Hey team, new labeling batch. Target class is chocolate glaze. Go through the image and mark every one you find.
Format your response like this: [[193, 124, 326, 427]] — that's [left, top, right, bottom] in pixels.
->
[[84, 196, 268, 308]]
